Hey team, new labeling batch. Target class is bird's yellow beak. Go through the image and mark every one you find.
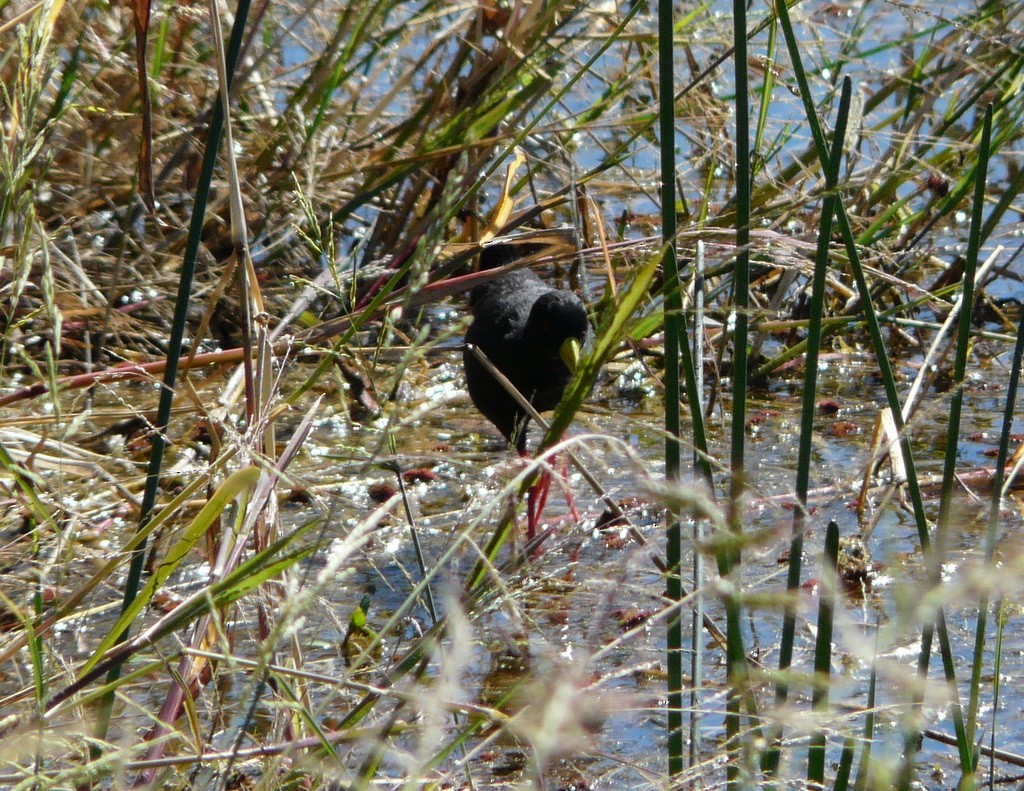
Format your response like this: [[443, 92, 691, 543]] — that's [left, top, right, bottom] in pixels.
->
[[559, 337, 581, 373]]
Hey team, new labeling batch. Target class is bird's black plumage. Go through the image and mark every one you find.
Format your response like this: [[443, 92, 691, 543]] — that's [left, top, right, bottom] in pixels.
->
[[463, 249, 589, 453]]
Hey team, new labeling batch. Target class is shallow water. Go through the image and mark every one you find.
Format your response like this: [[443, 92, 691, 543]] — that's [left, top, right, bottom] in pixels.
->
[[0, 291, 1017, 787], [271, 333, 1024, 787]]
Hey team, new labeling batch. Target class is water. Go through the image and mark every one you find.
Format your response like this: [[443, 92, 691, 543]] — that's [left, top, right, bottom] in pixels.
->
[[3, 0, 1022, 785], [269, 333, 1023, 787]]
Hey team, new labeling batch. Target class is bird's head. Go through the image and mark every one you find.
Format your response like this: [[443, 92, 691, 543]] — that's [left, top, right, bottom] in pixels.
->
[[527, 291, 589, 372]]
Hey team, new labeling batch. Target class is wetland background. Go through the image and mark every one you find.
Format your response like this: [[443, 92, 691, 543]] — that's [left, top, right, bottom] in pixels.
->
[[0, 0, 1023, 788]]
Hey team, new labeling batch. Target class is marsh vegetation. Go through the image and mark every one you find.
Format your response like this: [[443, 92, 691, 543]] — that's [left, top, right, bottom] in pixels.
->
[[0, 0, 1022, 788]]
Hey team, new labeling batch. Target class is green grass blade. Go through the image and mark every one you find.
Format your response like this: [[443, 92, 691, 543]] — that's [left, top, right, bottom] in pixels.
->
[[82, 468, 260, 676]]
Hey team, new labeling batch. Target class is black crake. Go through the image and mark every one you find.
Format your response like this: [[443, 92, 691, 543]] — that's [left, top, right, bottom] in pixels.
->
[[463, 253, 588, 453]]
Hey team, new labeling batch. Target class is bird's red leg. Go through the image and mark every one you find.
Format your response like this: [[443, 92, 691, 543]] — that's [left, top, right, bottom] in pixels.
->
[[518, 448, 536, 541], [558, 455, 580, 522], [518, 446, 553, 544], [527, 470, 552, 542], [519, 451, 548, 544]]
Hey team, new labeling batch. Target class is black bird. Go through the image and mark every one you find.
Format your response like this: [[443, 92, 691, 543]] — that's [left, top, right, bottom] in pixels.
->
[[463, 246, 589, 453]]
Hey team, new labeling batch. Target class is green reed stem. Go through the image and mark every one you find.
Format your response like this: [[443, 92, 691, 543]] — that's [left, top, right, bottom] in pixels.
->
[[834, 736, 856, 791], [658, 0, 685, 776], [773, 5, 984, 784], [94, 0, 252, 742], [852, 632, 879, 791], [765, 74, 851, 777], [987, 597, 1009, 783], [968, 102, 1018, 761], [727, 0, 750, 564], [725, 0, 751, 782], [808, 519, 839, 786], [902, 104, 992, 789]]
